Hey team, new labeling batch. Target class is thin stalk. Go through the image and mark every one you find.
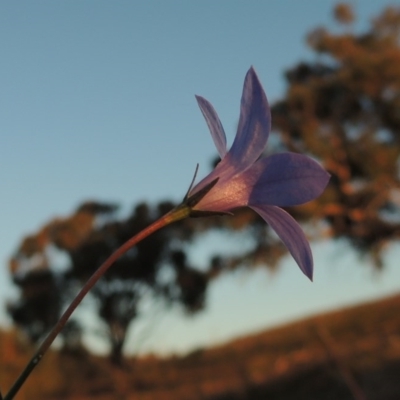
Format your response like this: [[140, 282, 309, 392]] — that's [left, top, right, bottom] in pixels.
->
[[316, 325, 367, 400], [4, 204, 190, 400]]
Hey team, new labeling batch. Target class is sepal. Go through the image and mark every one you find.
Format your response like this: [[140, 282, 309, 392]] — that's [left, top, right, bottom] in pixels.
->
[[184, 178, 219, 208]]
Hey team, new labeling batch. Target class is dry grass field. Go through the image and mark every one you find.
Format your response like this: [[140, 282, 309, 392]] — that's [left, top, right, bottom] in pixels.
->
[[2, 293, 400, 399]]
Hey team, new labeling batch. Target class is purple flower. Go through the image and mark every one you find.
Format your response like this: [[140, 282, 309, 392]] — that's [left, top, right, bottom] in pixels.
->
[[188, 67, 330, 280]]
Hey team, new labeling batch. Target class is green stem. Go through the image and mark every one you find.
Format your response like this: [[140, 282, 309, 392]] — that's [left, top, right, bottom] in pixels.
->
[[4, 204, 190, 400]]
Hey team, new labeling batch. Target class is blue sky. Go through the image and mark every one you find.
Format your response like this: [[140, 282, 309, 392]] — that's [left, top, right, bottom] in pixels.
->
[[1, 1, 399, 355]]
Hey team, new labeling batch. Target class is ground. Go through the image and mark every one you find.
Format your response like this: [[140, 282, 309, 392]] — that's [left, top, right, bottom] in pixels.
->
[[2, 293, 400, 399]]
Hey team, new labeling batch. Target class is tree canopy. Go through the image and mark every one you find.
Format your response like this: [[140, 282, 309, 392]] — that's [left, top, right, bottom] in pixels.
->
[[272, 4, 400, 264]]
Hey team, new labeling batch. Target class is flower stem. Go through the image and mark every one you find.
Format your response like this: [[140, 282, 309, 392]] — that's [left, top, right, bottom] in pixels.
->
[[4, 204, 191, 400]]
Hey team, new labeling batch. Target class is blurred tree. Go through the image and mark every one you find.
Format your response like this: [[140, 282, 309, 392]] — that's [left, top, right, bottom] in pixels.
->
[[7, 4, 400, 361], [8, 202, 185, 363], [333, 2, 355, 25], [7, 199, 282, 363], [272, 4, 400, 266]]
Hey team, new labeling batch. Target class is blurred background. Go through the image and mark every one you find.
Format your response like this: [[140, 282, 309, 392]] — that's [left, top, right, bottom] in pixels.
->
[[1, 1, 400, 399]]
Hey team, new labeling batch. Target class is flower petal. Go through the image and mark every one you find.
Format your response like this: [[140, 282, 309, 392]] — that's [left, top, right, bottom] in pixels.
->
[[228, 67, 271, 172], [191, 169, 251, 212], [246, 153, 330, 207], [195, 95, 227, 158], [250, 204, 313, 280], [189, 67, 271, 198]]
